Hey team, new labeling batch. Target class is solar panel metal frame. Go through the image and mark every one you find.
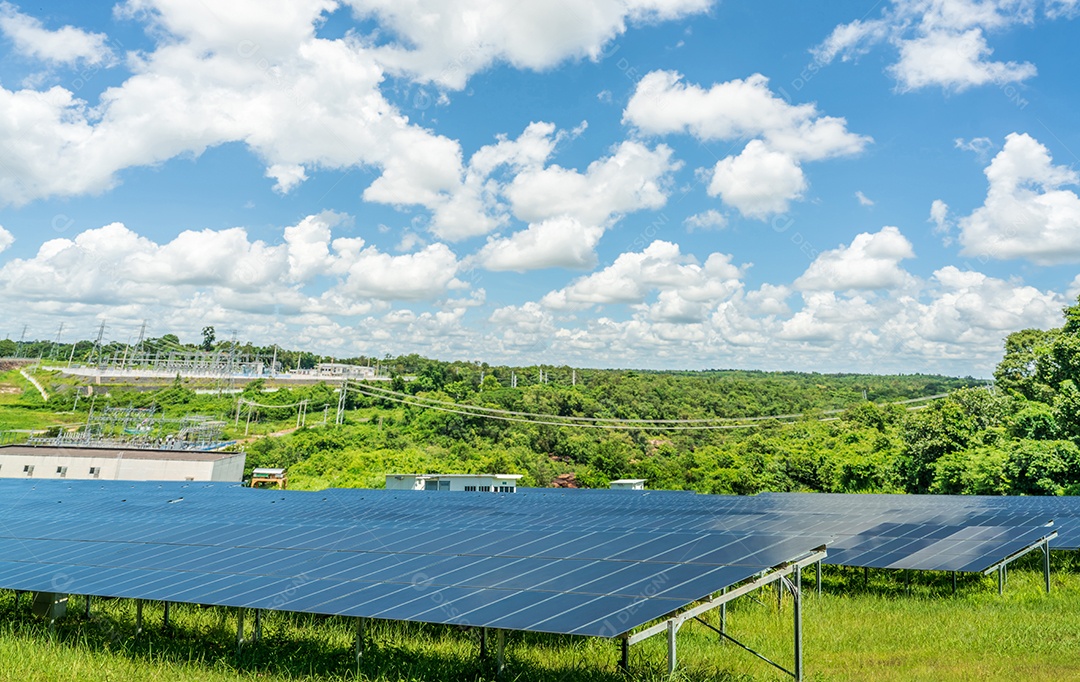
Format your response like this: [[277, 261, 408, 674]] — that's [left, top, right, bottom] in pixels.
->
[[0, 480, 827, 639]]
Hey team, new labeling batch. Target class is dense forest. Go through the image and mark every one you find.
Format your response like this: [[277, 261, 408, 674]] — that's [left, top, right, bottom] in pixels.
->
[[5, 297, 1080, 497]]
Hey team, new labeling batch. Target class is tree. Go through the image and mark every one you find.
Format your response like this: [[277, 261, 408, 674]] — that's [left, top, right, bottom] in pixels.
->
[[994, 328, 1056, 401], [898, 399, 976, 493], [1005, 439, 1080, 496], [201, 326, 216, 351]]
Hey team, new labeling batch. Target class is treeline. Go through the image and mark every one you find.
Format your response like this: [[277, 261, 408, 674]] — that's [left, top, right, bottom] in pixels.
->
[[12, 298, 1080, 498]]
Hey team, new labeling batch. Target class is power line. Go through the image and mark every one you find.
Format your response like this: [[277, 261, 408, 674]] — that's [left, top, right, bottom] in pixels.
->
[[345, 382, 769, 431], [344, 380, 949, 432], [354, 381, 800, 424]]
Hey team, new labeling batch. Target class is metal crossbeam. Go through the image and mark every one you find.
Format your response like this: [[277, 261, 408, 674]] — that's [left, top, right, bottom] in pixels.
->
[[983, 530, 1057, 595], [627, 548, 826, 646], [625, 548, 825, 681]]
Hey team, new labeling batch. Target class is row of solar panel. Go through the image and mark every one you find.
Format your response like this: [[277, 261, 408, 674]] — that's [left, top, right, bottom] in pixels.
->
[[0, 480, 827, 637], [0, 478, 1066, 642]]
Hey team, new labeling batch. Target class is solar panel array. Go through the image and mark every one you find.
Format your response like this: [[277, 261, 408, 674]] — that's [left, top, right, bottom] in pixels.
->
[[0, 480, 828, 638], [756, 492, 1075, 551]]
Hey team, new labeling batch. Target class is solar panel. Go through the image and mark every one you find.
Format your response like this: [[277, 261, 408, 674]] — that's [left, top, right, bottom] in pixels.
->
[[0, 479, 826, 638], [758, 492, 1071, 549]]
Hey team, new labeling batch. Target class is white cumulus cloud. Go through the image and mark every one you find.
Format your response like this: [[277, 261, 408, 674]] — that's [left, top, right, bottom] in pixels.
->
[[957, 132, 1080, 264], [708, 141, 807, 219], [0, 1, 116, 66], [624, 70, 868, 218], [346, 0, 713, 89], [794, 226, 916, 291], [812, 0, 1072, 92]]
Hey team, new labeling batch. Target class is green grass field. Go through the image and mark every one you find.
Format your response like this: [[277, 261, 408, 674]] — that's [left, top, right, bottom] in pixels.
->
[[2, 560, 1078, 682]]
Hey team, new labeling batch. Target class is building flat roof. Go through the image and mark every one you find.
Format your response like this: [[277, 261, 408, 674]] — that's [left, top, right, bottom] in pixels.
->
[[387, 473, 523, 480], [0, 445, 240, 462]]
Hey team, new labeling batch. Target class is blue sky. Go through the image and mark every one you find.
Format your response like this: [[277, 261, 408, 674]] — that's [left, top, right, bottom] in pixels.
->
[[0, 0, 1078, 376]]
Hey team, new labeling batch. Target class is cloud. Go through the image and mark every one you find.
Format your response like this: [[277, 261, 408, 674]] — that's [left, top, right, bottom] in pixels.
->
[[684, 209, 727, 231], [346, 0, 713, 89], [707, 140, 807, 218], [812, 0, 1071, 92], [855, 191, 874, 206], [540, 240, 746, 324], [0, 1, 480, 206], [889, 29, 1037, 92], [914, 266, 1066, 344], [336, 243, 464, 299], [504, 140, 678, 226], [956, 132, 1080, 264], [624, 71, 868, 217], [794, 226, 916, 291], [929, 199, 952, 243], [955, 136, 996, 161], [624, 71, 868, 160], [0, 1, 116, 66], [477, 217, 604, 271], [0, 226, 12, 253], [476, 139, 680, 270], [0, 214, 465, 319]]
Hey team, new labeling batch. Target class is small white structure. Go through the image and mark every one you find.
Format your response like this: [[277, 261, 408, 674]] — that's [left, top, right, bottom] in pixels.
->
[[385, 473, 522, 493], [290, 363, 376, 380], [609, 479, 646, 490], [0, 445, 245, 482]]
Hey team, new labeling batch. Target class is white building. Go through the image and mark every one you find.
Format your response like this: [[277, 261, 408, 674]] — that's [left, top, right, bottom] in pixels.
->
[[609, 479, 647, 490], [0, 445, 245, 482], [289, 363, 377, 380], [385, 473, 522, 493]]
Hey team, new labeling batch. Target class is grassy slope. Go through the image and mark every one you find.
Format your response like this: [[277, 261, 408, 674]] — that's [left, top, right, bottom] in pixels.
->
[[0, 368, 74, 431], [1, 564, 1078, 682]]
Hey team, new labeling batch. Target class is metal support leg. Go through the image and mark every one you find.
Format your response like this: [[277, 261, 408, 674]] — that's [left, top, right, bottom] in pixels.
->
[[794, 564, 803, 682], [496, 629, 506, 678], [619, 637, 629, 674], [816, 560, 822, 597], [1044, 539, 1051, 594], [354, 617, 364, 663], [163, 601, 170, 629], [667, 619, 677, 675], [254, 609, 262, 641], [236, 608, 245, 646], [776, 576, 783, 608], [84, 595, 91, 618], [136, 600, 143, 634], [998, 565, 1004, 596], [864, 566, 869, 587], [720, 603, 727, 641], [480, 627, 488, 659], [952, 572, 957, 594]]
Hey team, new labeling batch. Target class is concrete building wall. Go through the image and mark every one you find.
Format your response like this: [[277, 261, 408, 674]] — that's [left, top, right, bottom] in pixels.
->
[[0, 452, 245, 482], [385, 474, 521, 492]]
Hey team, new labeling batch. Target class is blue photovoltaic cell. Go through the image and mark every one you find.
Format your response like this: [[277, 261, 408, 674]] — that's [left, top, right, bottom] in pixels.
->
[[0, 479, 1062, 638], [0, 479, 826, 638]]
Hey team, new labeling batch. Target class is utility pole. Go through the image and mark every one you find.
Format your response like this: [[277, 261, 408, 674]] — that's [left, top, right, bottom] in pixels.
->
[[49, 323, 65, 360], [133, 321, 147, 367], [335, 380, 347, 425], [90, 321, 106, 367], [14, 325, 27, 358]]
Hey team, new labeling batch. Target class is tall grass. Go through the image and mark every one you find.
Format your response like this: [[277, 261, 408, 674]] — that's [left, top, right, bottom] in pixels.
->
[[2, 560, 1078, 681]]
